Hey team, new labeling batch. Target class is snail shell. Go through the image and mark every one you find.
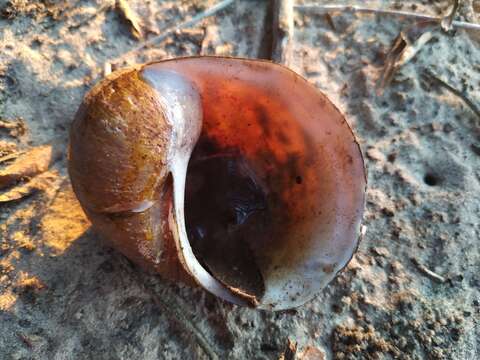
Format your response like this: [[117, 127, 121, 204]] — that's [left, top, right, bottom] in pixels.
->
[[68, 57, 366, 310]]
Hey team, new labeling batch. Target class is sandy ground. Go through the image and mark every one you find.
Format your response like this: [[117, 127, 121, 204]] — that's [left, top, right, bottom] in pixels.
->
[[0, 0, 479, 359]]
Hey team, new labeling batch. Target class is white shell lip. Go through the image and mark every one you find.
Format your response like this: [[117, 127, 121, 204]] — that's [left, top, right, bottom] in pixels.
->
[[141, 67, 251, 307], [141, 57, 367, 311]]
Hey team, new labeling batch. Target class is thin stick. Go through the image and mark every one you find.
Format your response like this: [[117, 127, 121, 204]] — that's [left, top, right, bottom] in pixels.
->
[[149, 289, 220, 360], [423, 69, 480, 120], [295, 4, 480, 32], [411, 258, 446, 283], [122, 262, 220, 360], [272, 0, 295, 65], [111, 0, 235, 65]]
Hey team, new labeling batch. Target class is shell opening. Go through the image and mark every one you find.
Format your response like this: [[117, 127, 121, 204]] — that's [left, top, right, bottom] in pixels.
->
[[185, 146, 268, 303], [143, 57, 367, 310]]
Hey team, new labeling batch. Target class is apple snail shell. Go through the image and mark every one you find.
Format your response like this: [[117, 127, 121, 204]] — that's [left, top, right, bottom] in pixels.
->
[[68, 57, 366, 310]]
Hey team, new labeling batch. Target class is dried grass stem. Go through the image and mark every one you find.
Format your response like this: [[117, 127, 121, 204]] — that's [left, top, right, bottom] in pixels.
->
[[295, 4, 480, 31]]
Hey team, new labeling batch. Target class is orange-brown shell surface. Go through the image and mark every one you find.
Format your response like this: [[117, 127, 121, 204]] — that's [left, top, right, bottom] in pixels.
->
[[68, 57, 366, 310]]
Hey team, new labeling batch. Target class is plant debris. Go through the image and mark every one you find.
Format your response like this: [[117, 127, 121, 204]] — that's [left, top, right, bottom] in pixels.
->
[[115, 0, 143, 39], [279, 339, 297, 360], [294, 3, 480, 31], [377, 21, 435, 93], [272, 0, 294, 65], [0, 144, 61, 190], [422, 69, 480, 120], [111, 0, 235, 65], [127, 266, 221, 360], [411, 257, 446, 283], [0, 118, 27, 138], [0, 170, 57, 203]]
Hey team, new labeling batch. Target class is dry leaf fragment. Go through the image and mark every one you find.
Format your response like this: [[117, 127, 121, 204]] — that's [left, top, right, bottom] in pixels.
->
[[377, 21, 436, 93], [111, 0, 235, 65], [0, 171, 57, 203], [0, 118, 27, 138], [295, 4, 480, 31], [0, 144, 61, 190], [279, 339, 297, 360], [115, 0, 143, 39]]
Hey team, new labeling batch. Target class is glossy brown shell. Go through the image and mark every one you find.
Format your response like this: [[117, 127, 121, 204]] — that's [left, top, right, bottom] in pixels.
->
[[68, 57, 366, 310]]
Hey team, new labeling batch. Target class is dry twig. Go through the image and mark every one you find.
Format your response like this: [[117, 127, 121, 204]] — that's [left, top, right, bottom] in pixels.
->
[[122, 262, 220, 360], [149, 290, 220, 360], [411, 258, 446, 283], [272, 0, 294, 65], [422, 69, 480, 120], [324, 13, 336, 31], [295, 4, 480, 32], [111, 0, 235, 65]]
